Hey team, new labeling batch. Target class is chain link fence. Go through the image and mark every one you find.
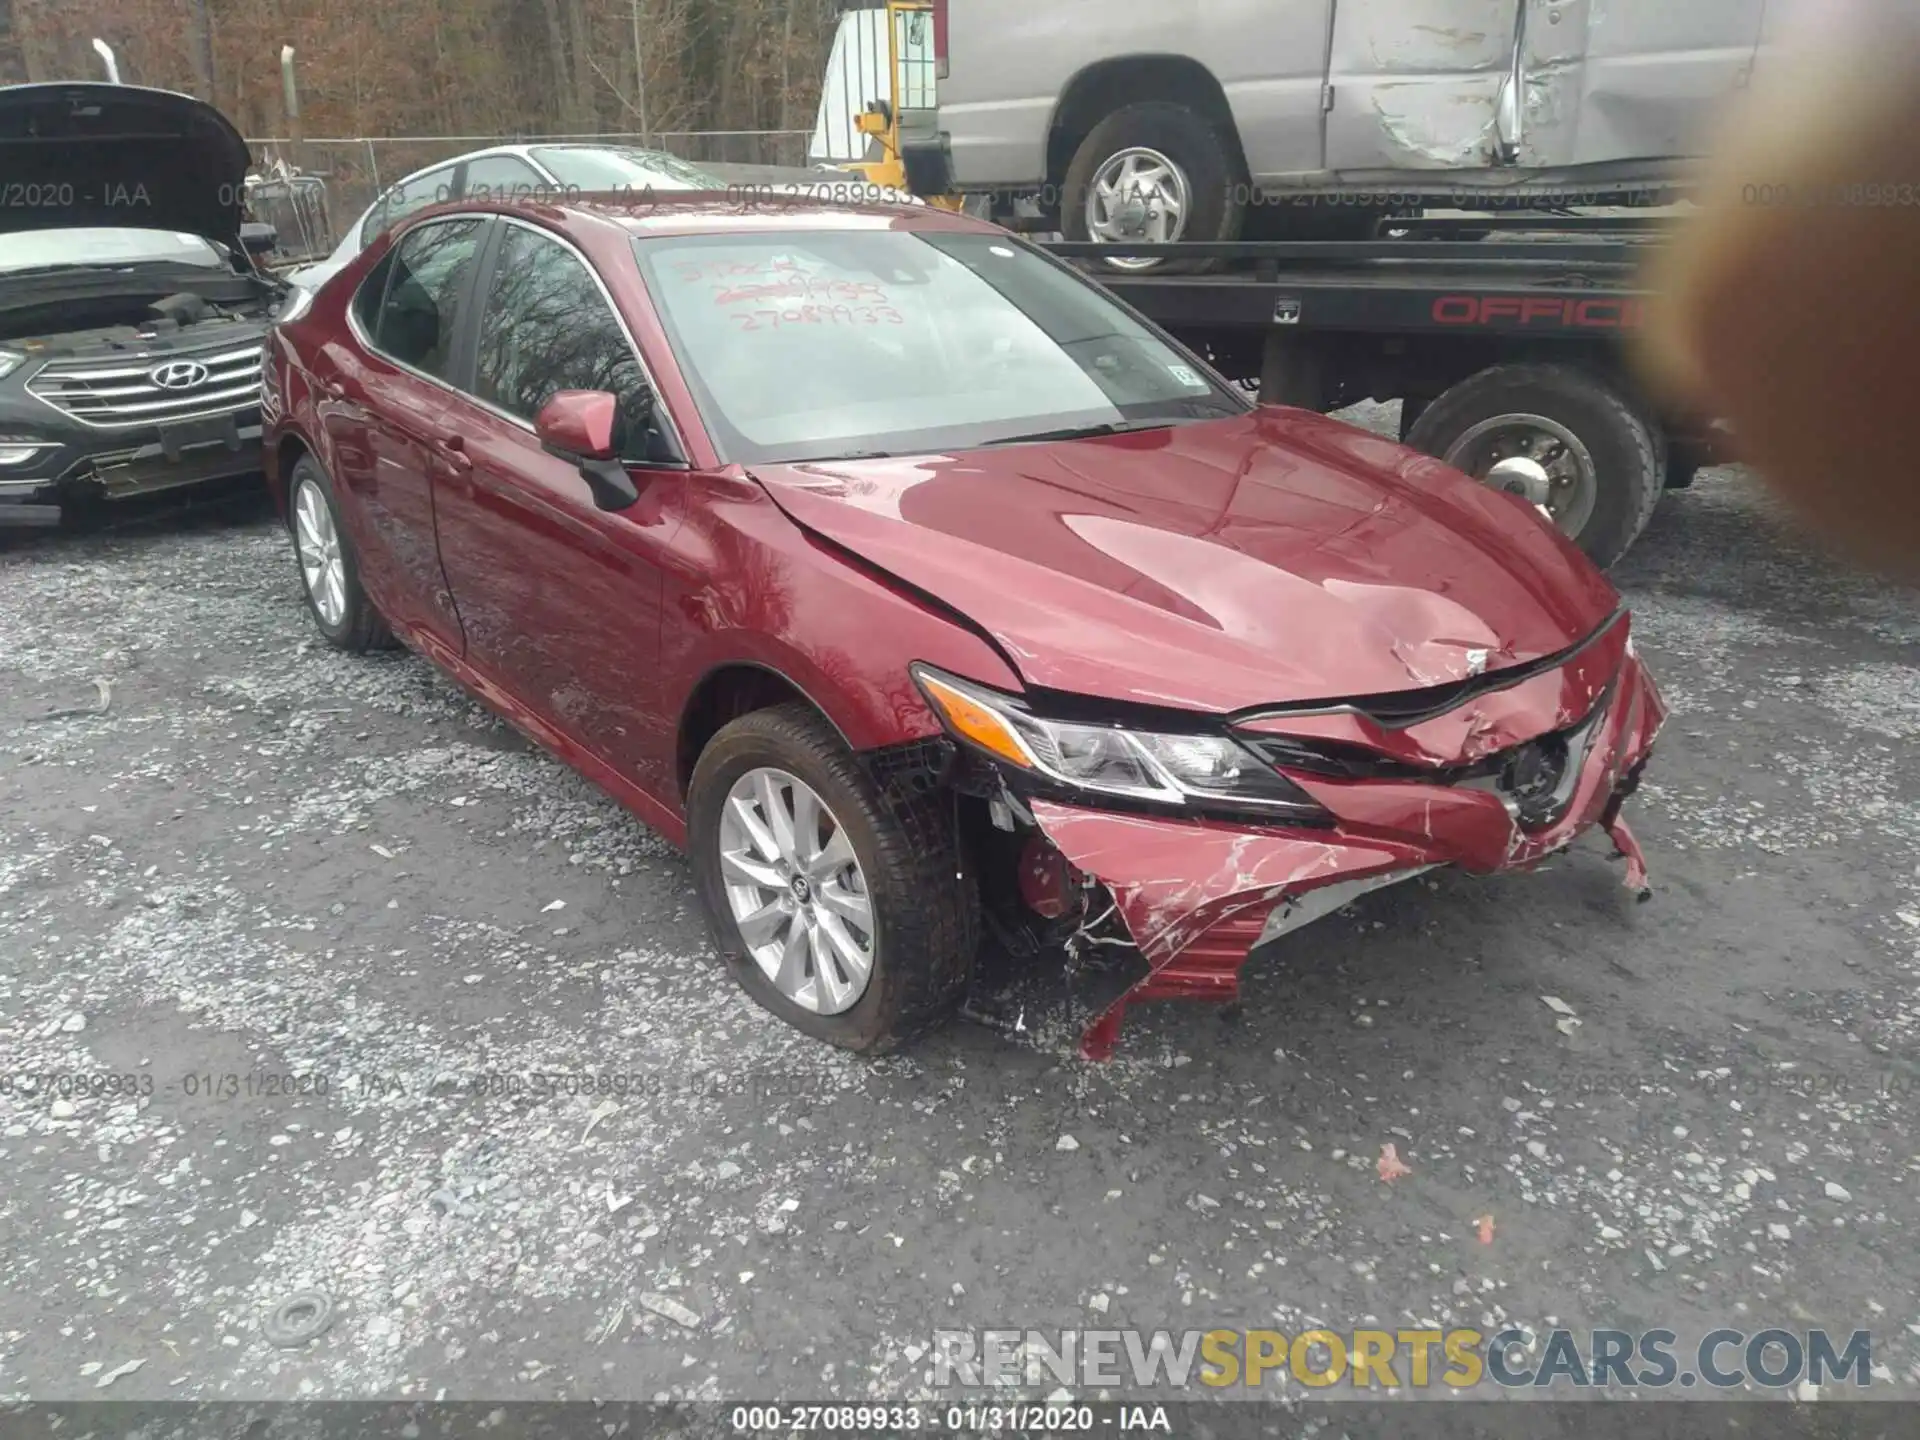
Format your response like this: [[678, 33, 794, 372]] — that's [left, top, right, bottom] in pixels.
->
[[246, 130, 815, 257]]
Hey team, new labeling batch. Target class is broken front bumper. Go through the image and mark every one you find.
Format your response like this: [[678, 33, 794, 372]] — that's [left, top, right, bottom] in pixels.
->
[[1030, 638, 1666, 1060], [0, 411, 263, 527]]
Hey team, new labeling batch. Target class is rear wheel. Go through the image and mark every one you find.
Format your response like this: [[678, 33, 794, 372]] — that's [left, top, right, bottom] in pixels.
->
[[1062, 102, 1245, 274], [287, 455, 393, 652], [686, 704, 977, 1052], [1404, 363, 1664, 569]]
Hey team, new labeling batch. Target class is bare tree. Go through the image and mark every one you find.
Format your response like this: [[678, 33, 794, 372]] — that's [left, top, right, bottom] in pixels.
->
[[0, 0, 28, 84], [185, 0, 215, 94], [5, 0, 842, 156]]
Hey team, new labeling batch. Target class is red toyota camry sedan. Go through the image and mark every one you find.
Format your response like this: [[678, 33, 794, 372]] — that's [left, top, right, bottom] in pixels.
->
[[261, 194, 1665, 1059]]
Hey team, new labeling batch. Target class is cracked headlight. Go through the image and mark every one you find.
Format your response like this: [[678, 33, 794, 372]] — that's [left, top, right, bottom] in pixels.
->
[[912, 664, 1330, 824]]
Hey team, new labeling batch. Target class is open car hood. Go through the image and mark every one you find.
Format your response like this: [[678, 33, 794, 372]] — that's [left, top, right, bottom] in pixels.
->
[[748, 408, 1621, 714], [0, 83, 250, 250]]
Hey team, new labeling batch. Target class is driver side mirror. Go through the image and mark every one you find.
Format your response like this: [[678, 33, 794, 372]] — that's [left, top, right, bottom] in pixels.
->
[[536, 389, 651, 512]]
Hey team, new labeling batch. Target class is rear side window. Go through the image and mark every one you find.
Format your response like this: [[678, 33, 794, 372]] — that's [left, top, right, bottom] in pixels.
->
[[459, 153, 545, 202], [360, 164, 459, 248], [350, 250, 395, 335], [365, 218, 486, 380]]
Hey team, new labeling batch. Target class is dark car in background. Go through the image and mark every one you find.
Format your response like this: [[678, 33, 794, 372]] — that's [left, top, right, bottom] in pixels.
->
[[0, 82, 290, 528]]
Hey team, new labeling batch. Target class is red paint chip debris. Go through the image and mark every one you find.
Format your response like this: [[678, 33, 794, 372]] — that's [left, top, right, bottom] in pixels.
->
[[1377, 1143, 1413, 1182]]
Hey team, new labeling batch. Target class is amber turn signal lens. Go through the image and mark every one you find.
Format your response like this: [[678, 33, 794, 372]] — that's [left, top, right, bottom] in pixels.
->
[[917, 673, 1034, 769]]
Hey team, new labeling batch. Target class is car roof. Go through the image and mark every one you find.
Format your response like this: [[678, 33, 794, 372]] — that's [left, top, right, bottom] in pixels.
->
[[390, 143, 540, 188], [389, 141, 707, 190], [364, 143, 715, 233], [460, 191, 997, 240]]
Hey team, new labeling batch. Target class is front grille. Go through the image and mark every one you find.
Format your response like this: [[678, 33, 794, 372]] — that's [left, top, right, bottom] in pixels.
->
[[1242, 688, 1612, 832], [1459, 704, 1605, 830], [27, 343, 265, 429]]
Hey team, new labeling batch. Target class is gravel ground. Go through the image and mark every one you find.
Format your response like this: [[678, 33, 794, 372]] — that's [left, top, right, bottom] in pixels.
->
[[2, 412, 1918, 1408]]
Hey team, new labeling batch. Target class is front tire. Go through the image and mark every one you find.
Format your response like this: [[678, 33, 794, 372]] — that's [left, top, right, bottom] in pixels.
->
[[1062, 102, 1246, 275], [287, 455, 392, 652], [1404, 363, 1664, 569], [687, 704, 977, 1052]]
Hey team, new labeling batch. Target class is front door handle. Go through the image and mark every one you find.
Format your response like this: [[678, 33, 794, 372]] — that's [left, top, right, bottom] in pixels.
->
[[438, 434, 472, 473]]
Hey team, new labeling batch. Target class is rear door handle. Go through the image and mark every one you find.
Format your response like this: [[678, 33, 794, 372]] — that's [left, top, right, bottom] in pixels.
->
[[438, 434, 472, 473]]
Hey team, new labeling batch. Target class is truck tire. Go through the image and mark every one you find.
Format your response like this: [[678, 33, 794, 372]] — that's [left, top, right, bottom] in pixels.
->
[[1405, 363, 1664, 569], [686, 703, 978, 1053], [1062, 102, 1245, 275]]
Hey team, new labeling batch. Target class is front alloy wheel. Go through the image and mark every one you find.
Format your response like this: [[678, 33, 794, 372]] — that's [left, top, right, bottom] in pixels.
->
[[686, 703, 977, 1052], [1060, 101, 1246, 276], [717, 766, 876, 1015], [1085, 146, 1192, 269]]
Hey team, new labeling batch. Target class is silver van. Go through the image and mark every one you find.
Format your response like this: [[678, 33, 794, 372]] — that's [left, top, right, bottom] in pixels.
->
[[905, 0, 1775, 249]]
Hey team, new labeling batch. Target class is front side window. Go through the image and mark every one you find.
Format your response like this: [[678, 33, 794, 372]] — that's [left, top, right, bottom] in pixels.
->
[[473, 224, 664, 460], [631, 228, 1243, 464], [365, 218, 485, 379]]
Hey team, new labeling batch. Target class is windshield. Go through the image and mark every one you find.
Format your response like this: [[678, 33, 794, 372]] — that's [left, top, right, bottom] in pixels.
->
[[632, 228, 1246, 464], [0, 227, 225, 274], [531, 146, 725, 192]]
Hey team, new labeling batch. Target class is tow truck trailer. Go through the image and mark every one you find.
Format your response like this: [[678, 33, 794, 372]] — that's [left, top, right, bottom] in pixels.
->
[[1042, 213, 1730, 569]]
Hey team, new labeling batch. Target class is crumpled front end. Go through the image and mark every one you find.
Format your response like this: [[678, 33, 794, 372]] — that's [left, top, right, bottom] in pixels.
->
[[1015, 615, 1666, 1059]]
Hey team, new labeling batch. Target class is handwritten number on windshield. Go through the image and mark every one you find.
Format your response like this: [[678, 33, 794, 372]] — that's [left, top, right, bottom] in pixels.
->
[[712, 277, 889, 306], [730, 305, 905, 331]]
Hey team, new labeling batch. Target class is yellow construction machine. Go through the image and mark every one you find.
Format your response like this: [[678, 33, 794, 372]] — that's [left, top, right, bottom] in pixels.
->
[[842, 0, 965, 211]]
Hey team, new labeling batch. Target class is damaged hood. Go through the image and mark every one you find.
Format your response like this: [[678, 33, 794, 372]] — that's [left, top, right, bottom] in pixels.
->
[[0, 84, 250, 250], [749, 408, 1620, 713]]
